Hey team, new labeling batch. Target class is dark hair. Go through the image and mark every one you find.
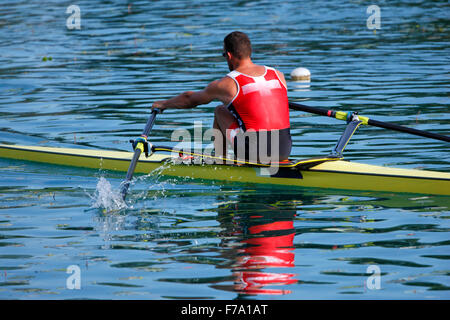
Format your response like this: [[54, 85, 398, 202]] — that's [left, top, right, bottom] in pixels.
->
[[223, 31, 252, 59]]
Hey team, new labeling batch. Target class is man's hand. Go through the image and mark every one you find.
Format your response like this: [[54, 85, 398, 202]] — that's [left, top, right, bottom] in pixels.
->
[[152, 100, 166, 113]]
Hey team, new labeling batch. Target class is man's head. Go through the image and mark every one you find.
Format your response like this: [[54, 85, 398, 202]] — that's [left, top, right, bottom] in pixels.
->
[[223, 31, 252, 70]]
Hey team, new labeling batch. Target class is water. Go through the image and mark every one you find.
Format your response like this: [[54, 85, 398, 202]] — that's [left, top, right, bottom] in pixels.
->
[[89, 176, 127, 212], [0, 0, 449, 299]]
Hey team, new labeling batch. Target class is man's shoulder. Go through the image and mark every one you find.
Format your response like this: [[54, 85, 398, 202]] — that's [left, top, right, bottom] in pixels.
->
[[205, 76, 236, 95], [266, 65, 284, 75], [214, 75, 236, 87], [267, 67, 287, 87]]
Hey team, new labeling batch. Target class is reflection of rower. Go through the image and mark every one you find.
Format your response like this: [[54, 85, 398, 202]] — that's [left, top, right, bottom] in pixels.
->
[[214, 191, 298, 296], [235, 219, 296, 295]]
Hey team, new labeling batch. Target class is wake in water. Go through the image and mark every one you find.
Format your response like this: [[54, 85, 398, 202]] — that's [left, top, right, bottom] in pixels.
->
[[89, 176, 128, 212]]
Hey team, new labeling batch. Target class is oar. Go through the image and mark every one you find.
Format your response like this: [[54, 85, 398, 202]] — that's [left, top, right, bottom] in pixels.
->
[[120, 108, 160, 200], [289, 102, 450, 143]]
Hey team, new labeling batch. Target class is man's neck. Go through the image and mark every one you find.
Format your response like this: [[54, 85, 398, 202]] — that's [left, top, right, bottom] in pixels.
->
[[231, 58, 254, 71]]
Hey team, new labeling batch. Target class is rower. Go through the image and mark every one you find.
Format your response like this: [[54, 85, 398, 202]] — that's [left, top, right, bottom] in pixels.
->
[[152, 31, 292, 163]]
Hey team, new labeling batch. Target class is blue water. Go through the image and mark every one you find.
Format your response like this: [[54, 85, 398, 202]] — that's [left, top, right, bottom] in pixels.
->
[[0, 0, 449, 299]]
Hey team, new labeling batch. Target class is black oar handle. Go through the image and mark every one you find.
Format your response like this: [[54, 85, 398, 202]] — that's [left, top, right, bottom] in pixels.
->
[[120, 108, 160, 199], [289, 102, 450, 143]]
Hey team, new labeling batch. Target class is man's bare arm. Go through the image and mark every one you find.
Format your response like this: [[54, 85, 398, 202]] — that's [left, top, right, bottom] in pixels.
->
[[152, 77, 236, 111]]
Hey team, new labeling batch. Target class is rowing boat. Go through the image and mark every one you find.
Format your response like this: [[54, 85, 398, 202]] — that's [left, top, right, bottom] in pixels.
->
[[1, 104, 448, 196], [1, 143, 449, 195]]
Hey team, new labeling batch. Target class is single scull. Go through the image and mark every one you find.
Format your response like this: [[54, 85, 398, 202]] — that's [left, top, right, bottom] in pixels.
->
[[0, 103, 448, 196]]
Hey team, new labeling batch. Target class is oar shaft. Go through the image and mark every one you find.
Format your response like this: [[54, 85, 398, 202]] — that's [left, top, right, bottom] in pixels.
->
[[122, 149, 142, 189], [120, 109, 159, 199], [289, 102, 330, 117], [289, 102, 450, 143], [142, 110, 159, 137], [366, 118, 450, 142]]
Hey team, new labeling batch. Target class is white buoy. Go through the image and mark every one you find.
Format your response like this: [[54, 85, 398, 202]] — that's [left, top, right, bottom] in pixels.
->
[[290, 67, 311, 81]]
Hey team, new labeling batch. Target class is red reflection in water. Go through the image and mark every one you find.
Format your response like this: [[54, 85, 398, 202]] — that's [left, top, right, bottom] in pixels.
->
[[233, 220, 297, 295]]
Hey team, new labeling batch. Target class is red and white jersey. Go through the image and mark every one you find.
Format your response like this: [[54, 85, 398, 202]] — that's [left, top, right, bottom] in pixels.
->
[[226, 66, 290, 132]]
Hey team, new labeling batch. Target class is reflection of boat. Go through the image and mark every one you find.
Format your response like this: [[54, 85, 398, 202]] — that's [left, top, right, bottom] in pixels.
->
[[1, 143, 449, 195]]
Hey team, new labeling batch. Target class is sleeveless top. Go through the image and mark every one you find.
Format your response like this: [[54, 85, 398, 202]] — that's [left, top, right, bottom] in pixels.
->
[[226, 66, 290, 132]]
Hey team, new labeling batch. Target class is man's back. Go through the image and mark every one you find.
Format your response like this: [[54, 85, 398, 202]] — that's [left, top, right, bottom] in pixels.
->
[[225, 65, 290, 132]]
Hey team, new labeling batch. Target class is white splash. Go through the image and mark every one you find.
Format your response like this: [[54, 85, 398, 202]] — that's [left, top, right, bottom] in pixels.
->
[[90, 176, 128, 212]]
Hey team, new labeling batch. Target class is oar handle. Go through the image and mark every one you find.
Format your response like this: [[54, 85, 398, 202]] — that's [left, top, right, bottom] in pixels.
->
[[289, 102, 450, 143], [120, 108, 160, 199]]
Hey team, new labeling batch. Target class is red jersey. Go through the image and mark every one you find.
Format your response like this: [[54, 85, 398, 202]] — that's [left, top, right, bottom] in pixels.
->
[[226, 66, 290, 132]]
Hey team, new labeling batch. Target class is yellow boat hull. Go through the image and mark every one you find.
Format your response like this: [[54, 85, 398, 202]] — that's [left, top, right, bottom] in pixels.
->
[[0, 144, 449, 196]]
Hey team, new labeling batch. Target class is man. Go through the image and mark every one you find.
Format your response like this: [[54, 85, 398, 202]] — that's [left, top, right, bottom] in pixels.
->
[[152, 31, 291, 163]]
